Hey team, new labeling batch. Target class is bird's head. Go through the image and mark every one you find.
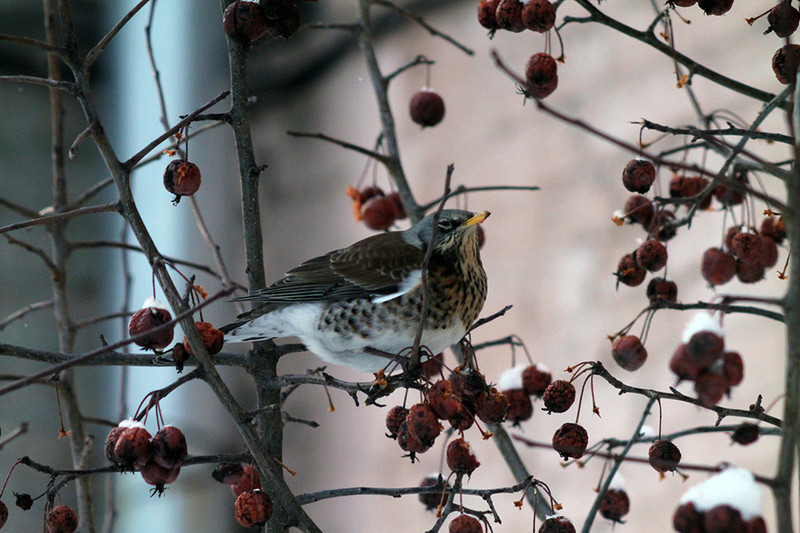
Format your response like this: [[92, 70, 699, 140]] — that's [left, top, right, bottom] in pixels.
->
[[403, 209, 490, 253]]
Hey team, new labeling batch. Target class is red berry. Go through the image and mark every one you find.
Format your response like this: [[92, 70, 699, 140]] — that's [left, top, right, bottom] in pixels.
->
[[502, 389, 533, 424], [140, 458, 181, 496], [768, 2, 800, 37], [114, 422, 152, 468], [624, 194, 654, 226], [406, 403, 443, 447], [745, 516, 768, 533], [525, 53, 558, 99], [698, 0, 733, 15], [152, 425, 187, 469], [409, 89, 445, 127], [543, 380, 575, 413], [397, 421, 431, 455], [649, 209, 677, 241], [522, 364, 552, 396], [105, 424, 127, 464], [759, 234, 779, 268], [478, 0, 502, 30], [670, 0, 698, 6], [386, 405, 409, 438], [449, 514, 483, 533], [386, 192, 406, 219], [731, 423, 760, 445], [686, 330, 724, 368], [449, 366, 489, 401], [673, 501, 704, 533], [611, 335, 648, 371], [736, 259, 765, 284], [46, 505, 78, 533], [163, 160, 201, 203], [231, 465, 261, 497], [722, 350, 744, 387], [171, 342, 191, 373], [622, 159, 656, 194], [552, 422, 588, 460], [694, 371, 728, 406], [495, 0, 526, 31], [475, 387, 509, 425], [446, 438, 480, 475], [730, 231, 762, 264], [648, 439, 682, 473], [646, 277, 677, 304], [128, 300, 174, 351], [223, 1, 269, 43], [418, 476, 447, 511], [703, 504, 744, 533], [183, 321, 224, 356], [670, 343, 702, 382], [362, 196, 398, 230], [598, 489, 630, 522], [773, 44, 800, 84], [0, 500, 7, 530], [522, 0, 556, 32], [701, 248, 736, 286], [235, 490, 273, 528], [761, 215, 786, 244], [428, 379, 465, 421], [539, 516, 576, 533], [616, 253, 647, 287], [635, 239, 668, 272]]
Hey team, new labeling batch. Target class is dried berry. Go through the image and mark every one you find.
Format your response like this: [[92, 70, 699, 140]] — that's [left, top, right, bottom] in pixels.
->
[[46, 505, 78, 533], [152, 425, 187, 469], [449, 514, 483, 533], [522, 0, 556, 32], [409, 89, 446, 127], [183, 322, 224, 356], [172, 342, 191, 373], [503, 389, 533, 424], [703, 504, 744, 533], [231, 465, 261, 497], [14, 492, 33, 511], [622, 159, 656, 194], [522, 364, 552, 396], [475, 387, 509, 425], [538, 515, 576, 533], [611, 335, 648, 371], [649, 209, 677, 241], [648, 440, 682, 473], [543, 380, 575, 413], [140, 458, 180, 496], [235, 490, 273, 528], [495, 0, 526, 31], [105, 424, 127, 464], [598, 489, 630, 522], [163, 160, 201, 203], [624, 194, 654, 226], [478, 0, 502, 30], [406, 403, 443, 447], [446, 438, 480, 475], [768, 2, 800, 37], [262, 0, 301, 40], [635, 239, 668, 272], [114, 422, 152, 468], [646, 277, 678, 304], [730, 231, 762, 264], [731, 423, 760, 445], [615, 252, 647, 287], [449, 366, 489, 401], [397, 421, 431, 455], [525, 53, 558, 99], [773, 44, 800, 84], [128, 299, 173, 351], [418, 476, 446, 511], [386, 405, 409, 438], [701, 247, 736, 287], [428, 380, 465, 421], [212, 463, 245, 485], [552, 422, 588, 459], [223, 1, 269, 43], [698, 0, 733, 15]]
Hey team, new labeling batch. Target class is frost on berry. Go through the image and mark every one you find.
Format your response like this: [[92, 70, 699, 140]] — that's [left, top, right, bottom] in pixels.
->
[[46, 505, 78, 533], [542, 379, 575, 413], [385, 405, 409, 438], [635, 239, 668, 272], [128, 298, 174, 351], [183, 322, 225, 356], [234, 489, 273, 528], [405, 403, 443, 447], [449, 514, 483, 533], [678, 467, 764, 530], [648, 439, 682, 473], [622, 158, 655, 194], [767, 2, 800, 37], [495, 0, 526, 32], [151, 425, 187, 469], [524, 53, 558, 99], [538, 515, 576, 533], [446, 438, 480, 475], [409, 89, 445, 127], [773, 44, 800, 84], [615, 252, 646, 287], [105, 424, 127, 464], [598, 488, 630, 522], [552, 422, 588, 460], [521, 0, 556, 32], [522, 363, 552, 396], [611, 335, 648, 371]]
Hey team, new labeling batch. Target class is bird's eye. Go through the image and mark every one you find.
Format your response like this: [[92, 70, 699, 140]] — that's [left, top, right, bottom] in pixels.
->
[[437, 220, 454, 232]]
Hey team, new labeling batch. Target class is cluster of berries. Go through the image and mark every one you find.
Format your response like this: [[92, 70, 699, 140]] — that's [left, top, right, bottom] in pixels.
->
[[105, 420, 187, 495], [347, 186, 407, 231], [213, 464, 274, 528]]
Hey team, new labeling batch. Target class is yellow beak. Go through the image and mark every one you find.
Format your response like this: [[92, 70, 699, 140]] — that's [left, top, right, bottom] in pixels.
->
[[464, 211, 490, 227]]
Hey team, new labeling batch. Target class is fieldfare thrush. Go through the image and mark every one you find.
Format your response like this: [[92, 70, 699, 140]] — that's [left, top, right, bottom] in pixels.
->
[[223, 209, 489, 371]]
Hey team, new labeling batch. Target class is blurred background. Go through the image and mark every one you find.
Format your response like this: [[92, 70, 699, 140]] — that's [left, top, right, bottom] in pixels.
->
[[0, 0, 791, 531]]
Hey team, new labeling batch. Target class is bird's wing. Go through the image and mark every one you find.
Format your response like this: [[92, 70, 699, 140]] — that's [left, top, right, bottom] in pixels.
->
[[236, 231, 424, 305]]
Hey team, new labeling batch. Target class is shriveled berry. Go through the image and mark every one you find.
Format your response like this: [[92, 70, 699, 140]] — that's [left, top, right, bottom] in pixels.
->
[[409, 89, 445, 127], [397, 421, 431, 455], [543, 380, 575, 413], [649, 209, 677, 241], [163, 160, 201, 203], [235, 490, 273, 528], [475, 387, 509, 425], [212, 463, 245, 485], [386, 405, 409, 438], [538, 515, 576, 533], [449, 514, 483, 533], [701, 248, 737, 286], [429, 380, 465, 420], [172, 342, 191, 373], [635, 239, 668, 272], [262, 0, 301, 40], [231, 465, 261, 497], [768, 2, 800, 37], [622, 159, 656, 194], [446, 438, 480, 475], [47, 505, 78, 533], [624, 194, 654, 226], [140, 458, 180, 496], [722, 351, 744, 387], [673, 501, 704, 533], [495, 0, 526, 32], [670, 176, 711, 209], [522, 0, 556, 32], [151, 425, 187, 469], [761, 215, 786, 244], [418, 476, 446, 511], [552, 422, 588, 459], [448, 408, 476, 432], [478, 0, 502, 30], [703, 504, 744, 533], [522, 364, 552, 396], [105, 424, 127, 464], [183, 322, 224, 356], [694, 371, 728, 406], [611, 335, 647, 371], [615, 253, 646, 287], [406, 403, 443, 446], [525, 53, 558, 99], [14, 493, 33, 511], [449, 366, 489, 401], [773, 44, 800, 84], [731, 423, 760, 445], [128, 301, 173, 351], [223, 1, 269, 43], [698, 0, 733, 15], [598, 489, 630, 522], [648, 439, 681, 473], [114, 423, 152, 468], [646, 277, 677, 304], [503, 389, 533, 424], [730, 232, 762, 264]]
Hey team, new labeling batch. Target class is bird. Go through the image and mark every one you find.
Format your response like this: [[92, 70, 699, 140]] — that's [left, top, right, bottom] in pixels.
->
[[222, 209, 489, 372]]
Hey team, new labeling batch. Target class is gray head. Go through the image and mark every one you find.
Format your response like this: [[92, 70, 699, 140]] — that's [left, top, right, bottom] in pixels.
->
[[402, 209, 490, 252]]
